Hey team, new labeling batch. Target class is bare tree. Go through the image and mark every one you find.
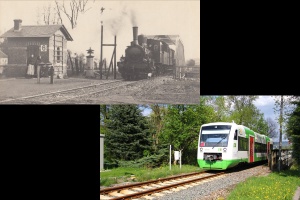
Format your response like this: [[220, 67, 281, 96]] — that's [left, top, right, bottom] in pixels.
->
[[266, 117, 278, 138], [36, 2, 61, 25], [54, 1, 63, 25], [54, 0, 93, 29]]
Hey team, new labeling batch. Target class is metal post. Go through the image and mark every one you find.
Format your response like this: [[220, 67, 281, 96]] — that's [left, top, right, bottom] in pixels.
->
[[100, 22, 103, 80], [61, 35, 64, 77], [114, 36, 117, 79], [37, 65, 40, 84], [278, 95, 283, 171], [169, 145, 171, 170], [104, 58, 107, 75], [179, 150, 182, 169], [50, 66, 54, 84]]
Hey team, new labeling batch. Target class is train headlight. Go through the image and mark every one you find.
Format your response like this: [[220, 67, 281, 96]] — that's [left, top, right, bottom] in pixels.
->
[[200, 148, 203, 152], [223, 148, 227, 152]]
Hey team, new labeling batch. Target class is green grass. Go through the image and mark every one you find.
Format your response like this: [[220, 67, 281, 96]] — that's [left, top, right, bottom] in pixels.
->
[[227, 166, 300, 200], [100, 165, 203, 187]]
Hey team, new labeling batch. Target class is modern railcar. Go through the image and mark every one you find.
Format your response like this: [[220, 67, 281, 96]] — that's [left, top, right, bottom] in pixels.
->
[[197, 122, 273, 170]]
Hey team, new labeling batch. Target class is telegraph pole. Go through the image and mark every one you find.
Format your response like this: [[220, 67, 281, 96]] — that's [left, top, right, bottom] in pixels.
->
[[100, 21, 103, 79], [278, 95, 283, 171], [114, 36, 117, 79]]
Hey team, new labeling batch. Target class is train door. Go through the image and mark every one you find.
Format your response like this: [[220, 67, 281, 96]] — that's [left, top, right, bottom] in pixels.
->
[[249, 136, 254, 162], [233, 130, 238, 156]]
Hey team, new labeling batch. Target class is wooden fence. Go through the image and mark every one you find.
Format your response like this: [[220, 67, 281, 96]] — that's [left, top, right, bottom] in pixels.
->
[[268, 149, 293, 171]]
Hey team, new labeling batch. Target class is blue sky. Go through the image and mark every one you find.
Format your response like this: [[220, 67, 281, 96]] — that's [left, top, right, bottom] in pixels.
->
[[254, 96, 277, 121]]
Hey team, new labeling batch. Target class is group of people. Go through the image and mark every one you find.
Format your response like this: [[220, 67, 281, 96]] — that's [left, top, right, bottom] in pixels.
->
[[26, 54, 41, 78]]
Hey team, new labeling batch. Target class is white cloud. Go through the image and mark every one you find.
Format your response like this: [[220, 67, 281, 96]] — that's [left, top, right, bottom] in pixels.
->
[[254, 96, 275, 107], [142, 108, 152, 116]]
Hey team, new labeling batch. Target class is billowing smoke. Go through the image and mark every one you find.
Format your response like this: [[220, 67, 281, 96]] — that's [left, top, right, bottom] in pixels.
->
[[104, 6, 129, 36], [102, 6, 138, 36], [130, 9, 138, 27]]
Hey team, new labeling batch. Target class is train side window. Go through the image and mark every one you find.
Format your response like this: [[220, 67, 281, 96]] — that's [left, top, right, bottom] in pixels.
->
[[154, 45, 158, 51], [234, 130, 237, 140]]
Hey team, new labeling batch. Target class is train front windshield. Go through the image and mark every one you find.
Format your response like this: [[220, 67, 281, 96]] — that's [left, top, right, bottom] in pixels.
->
[[199, 125, 231, 147]]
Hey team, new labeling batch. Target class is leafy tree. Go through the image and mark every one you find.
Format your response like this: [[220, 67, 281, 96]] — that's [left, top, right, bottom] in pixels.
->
[[148, 104, 167, 150], [205, 96, 231, 122], [104, 105, 152, 161], [273, 96, 299, 140], [100, 105, 110, 132], [225, 96, 268, 134], [286, 99, 300, 166], [186, 59, 195, 66], [159, 97, 216, 165], [286, 100, 300, 138]]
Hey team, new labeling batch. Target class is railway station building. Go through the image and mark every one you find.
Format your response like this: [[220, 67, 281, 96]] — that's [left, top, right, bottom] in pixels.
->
[[0, 19, 73, 77], [0, 50, 8, 75]]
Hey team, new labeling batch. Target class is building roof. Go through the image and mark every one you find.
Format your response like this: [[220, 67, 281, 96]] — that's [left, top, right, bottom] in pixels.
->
[[0, 49, 8, 58], [0, 25, 73, 41], [145, 35, 183, 46]]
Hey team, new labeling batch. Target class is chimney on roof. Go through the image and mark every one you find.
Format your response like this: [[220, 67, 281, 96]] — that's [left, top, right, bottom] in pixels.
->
[[14, 19, 22, 31]]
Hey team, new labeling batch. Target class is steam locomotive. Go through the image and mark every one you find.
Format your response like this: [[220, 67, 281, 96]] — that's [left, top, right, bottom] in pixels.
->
[[117, 27, 177, 81]]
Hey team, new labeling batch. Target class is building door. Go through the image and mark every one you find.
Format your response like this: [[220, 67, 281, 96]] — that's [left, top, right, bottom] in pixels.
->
[[249, 136, 254, 163], [27, 45, 39, 63]]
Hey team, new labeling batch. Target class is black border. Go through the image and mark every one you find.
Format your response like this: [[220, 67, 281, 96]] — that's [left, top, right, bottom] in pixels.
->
[[1, 105, 100, 199], [200, 1, 298, 95]]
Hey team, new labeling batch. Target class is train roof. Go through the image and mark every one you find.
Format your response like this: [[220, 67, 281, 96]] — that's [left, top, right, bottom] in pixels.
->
[[201, 122, 236, 126], [145, 35, 183, 46], [201, 122, 272, 141]]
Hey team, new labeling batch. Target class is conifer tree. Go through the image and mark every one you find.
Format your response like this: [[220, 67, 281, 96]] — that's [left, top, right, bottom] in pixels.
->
[[105, 105, 152, 161]]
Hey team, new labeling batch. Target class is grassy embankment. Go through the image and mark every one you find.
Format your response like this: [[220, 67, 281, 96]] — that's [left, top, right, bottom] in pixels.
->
[[100, 164, 202, 187], [227, 164, 300, 200], [101, 164, 300, 200]]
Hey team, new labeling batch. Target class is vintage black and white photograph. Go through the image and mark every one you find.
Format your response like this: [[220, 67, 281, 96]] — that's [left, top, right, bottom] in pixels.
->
[[0, 0, 200, 104]]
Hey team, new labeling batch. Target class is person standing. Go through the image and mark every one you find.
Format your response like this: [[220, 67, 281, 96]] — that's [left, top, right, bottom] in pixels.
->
[[26, 54, 35, 78], [35, 56, 42, 83], [74, 53, 79, 76]]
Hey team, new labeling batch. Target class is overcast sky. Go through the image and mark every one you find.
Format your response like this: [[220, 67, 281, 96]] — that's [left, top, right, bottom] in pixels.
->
[[0, 0, 200, 62]]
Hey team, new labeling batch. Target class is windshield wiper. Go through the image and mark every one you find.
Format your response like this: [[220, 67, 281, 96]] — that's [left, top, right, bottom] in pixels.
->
[[212, 137, 226, 149]]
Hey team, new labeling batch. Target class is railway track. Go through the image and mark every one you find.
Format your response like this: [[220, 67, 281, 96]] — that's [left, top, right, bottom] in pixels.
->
[[0, 80, 136, 104], [100, 171, 225, 200]]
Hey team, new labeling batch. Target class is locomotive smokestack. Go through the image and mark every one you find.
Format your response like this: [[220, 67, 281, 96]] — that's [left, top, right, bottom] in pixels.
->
[[133, 26, 138, 45]]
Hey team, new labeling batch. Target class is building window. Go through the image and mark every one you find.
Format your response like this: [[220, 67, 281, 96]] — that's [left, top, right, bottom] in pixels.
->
[[57, 47, 61, 63]]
